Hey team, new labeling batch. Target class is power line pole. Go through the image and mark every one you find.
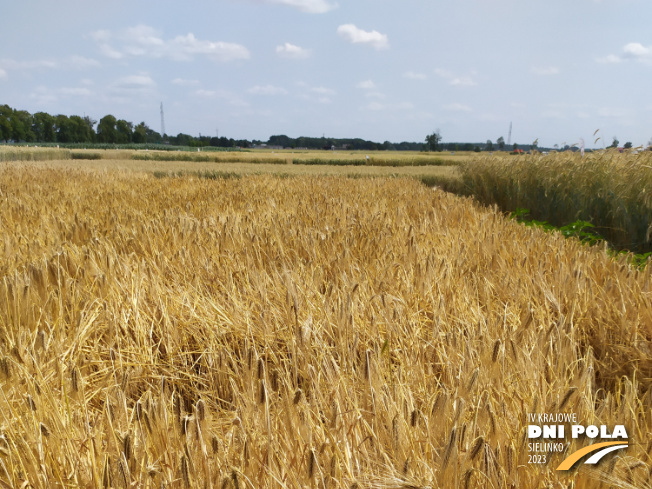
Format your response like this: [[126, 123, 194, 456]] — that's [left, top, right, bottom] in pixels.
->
[[160, 102, 166, 138]]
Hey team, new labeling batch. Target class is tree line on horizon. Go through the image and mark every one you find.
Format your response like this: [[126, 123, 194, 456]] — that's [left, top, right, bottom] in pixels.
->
[[0, 104, 425, 150], [1, 103, 588, 152], [0, 104, 251, 148]]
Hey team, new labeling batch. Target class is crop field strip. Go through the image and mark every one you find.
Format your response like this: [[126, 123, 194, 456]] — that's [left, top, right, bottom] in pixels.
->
[[458, 151, 652, 254], [0, 146, 463, 165], [0, 167, 650, 488], [0, 152, 461, 188]]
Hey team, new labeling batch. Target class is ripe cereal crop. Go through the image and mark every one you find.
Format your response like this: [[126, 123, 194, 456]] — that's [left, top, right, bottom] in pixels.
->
[[0, 166, 650, 488]]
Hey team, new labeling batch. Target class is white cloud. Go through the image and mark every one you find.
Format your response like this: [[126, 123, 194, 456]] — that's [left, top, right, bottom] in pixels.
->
[[59, 87, 94, 97], [263, 0, 337, 13], [29, 86, 58, 105], [450, 77, 476, 87], [296, 86, 336, 104], [119, 25, 164, 57], [623, 42, 652, 58], [1, 58, 58, 70], [295, 83, 336, 104], [91, 29, 122, 59], [67, 56, 101, 70], [598, 106, 631, 118], [171, 78, 200, 86], [248, 84, 288, 95], [110, 74, 156, 96], [195, 89, 218, 98], [98, 43, 124, 60], [194, 88, 249, 107], [596, 54, 622, 64], [434, 68, 477, 86], [356, 80, 385, 99], [0, 56, 99, 77], [311, 86, 335, 95], [356, 80, 376, 89], [366, 101, 384, 111], [444, 103, 472, 112], [598, 42, 652, 64], [337, 24, 389, 50], [92, 25, 250, 62], [530, 66, 560, 76], [276, 42, 311, 59], [403, 71, 427, 80], [365, 101, 413, 111], [90, 29, 111, 43], [434, 68, 453, 79], [167, 34, 250, 62], [0, 58, 59, 83]]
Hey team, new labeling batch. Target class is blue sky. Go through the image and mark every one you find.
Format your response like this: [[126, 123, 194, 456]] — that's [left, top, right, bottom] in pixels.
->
[[1, 0, 651, 147]]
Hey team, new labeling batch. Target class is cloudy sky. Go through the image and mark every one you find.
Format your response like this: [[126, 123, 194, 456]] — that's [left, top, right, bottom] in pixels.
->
[[1, 0, 651, 147]]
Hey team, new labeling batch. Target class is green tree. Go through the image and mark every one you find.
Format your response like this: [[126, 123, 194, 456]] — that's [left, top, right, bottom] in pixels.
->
[[609, 137, 619, 149], [624, 141, 633, 149], [133, 122, 148, 144], [82, 116, 96, 142], [55, 115, 74, 142], [116, 119, 133, 144], [33, 112, 56, 142], [97, 115, 117, 143], [173, 133, 193, 146], [69, 115, 94, 143], [0, 105, 12, 141], [485, 140, 494, 151], [145, 127, 161, 144], [425, 129, 442, 151], [497, 136, 505, 150], [9, 110, 34, 142], [268, 135, 292, 147]]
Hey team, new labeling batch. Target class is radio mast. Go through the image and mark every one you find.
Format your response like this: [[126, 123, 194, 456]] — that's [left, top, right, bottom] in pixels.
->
[[160, 102, 166, 138], [507, 122, 512, 147]]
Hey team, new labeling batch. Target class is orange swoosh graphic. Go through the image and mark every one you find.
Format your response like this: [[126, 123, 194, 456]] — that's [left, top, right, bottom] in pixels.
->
[[556, 441, 628, 471]]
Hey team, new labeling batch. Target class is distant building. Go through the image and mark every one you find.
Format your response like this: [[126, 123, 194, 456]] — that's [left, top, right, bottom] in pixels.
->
[[251, 144, 283, 150]]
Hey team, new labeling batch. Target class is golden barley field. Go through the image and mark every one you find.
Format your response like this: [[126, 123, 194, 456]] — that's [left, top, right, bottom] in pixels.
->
[[0, 146, 461, 185], [0, 146, 467, 167], [0, 166, 651, 488]]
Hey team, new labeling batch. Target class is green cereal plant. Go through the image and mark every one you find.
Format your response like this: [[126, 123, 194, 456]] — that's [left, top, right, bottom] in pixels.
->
[[460, 151, 652, 252]]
